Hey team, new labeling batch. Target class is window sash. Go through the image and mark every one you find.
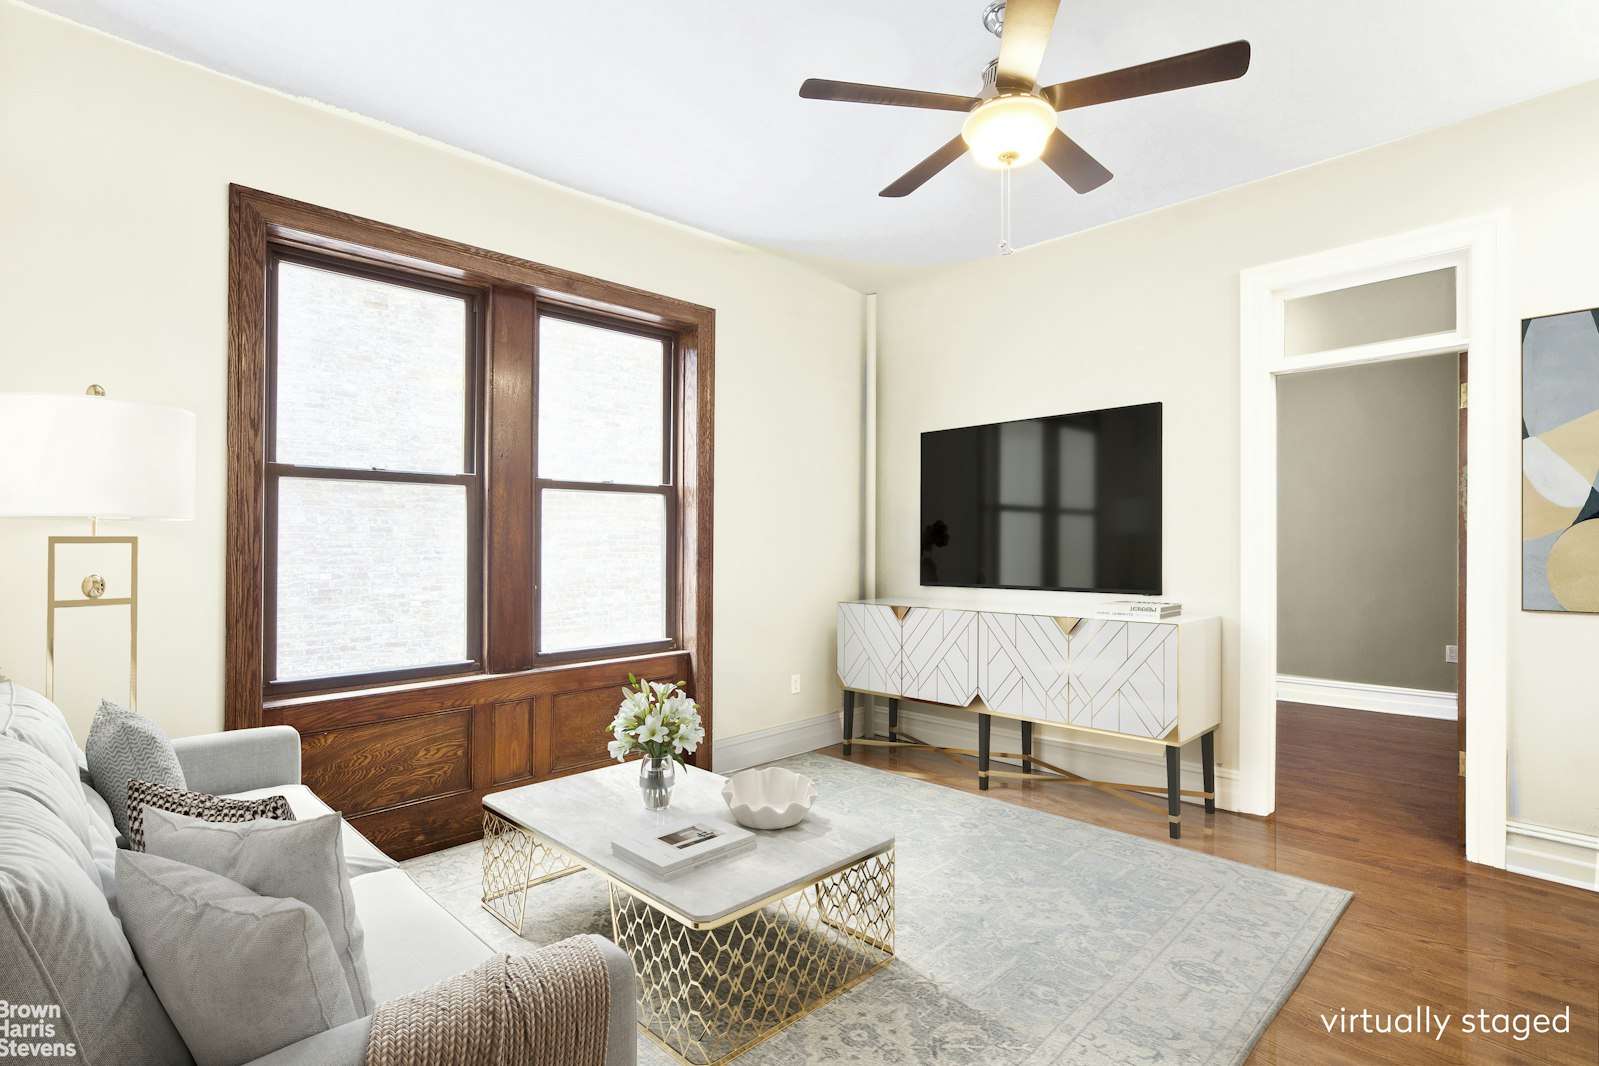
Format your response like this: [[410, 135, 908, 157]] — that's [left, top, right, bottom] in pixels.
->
[[267, 250, 482, 475], [533, 484, 678, 661], [263, 250, 486, 692], [535, 310, 671, 487], [531, 309, 680, 661]]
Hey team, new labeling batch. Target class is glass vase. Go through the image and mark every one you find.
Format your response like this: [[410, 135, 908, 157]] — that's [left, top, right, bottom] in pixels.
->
[[639, 755, 675, 810]]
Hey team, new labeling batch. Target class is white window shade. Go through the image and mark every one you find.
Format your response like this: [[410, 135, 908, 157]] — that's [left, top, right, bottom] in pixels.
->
[[0, 393, 197, 519]]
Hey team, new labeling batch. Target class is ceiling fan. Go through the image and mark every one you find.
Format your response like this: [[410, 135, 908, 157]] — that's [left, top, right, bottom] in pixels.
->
[[799, 0, 1251, 198]]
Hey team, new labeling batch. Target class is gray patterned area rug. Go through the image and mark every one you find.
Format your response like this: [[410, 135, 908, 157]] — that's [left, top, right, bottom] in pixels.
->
[[401, 753, 1350, 1065]]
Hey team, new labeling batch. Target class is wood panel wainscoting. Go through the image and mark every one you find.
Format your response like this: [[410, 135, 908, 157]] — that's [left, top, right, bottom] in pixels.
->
[[268, 652, 695, 858], [226, 186, 714, 859]]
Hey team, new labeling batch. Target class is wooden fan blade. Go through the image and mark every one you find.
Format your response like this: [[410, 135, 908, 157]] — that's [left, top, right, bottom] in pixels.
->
[[880, 135, 970, 198], [1042, 40, 1251, 111], [1040, 128, 1112, 193], [800, 78, 980, 112], [996, 0, 1062, 90]]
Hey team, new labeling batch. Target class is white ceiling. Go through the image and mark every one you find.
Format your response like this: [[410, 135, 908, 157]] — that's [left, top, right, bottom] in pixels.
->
[[29, 1, 1599, 267]]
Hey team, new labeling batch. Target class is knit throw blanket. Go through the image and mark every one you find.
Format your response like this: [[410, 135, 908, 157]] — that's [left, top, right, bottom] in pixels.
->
[[366, 937, 612, 1066]]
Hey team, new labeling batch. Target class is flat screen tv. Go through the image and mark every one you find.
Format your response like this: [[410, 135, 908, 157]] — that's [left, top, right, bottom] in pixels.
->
[[920, 402, 1162, 594]]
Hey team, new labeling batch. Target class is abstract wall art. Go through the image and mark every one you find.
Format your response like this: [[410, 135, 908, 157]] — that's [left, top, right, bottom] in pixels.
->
[[1523, 307, 1599, 612]]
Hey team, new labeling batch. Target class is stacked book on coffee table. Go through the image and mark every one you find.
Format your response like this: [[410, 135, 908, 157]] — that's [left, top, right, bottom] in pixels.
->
[[611, 819, 755, 880]]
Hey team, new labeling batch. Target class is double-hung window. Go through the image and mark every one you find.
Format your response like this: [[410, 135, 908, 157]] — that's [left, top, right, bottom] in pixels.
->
[[535, 313, 675, 657]]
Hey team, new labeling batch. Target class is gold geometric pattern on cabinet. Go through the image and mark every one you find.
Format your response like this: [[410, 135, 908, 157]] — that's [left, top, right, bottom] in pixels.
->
[[836, 602, 903, 695], [975, 612, 1072, 723], [1067, 618, 1179, 739], [899, 608, 978, 706]]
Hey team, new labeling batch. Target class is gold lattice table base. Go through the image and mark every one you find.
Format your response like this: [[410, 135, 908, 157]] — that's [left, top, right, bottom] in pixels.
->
[[613, 849, 895, 1065], [481, 810, 585, 934], [481, 810, 895, 1066]]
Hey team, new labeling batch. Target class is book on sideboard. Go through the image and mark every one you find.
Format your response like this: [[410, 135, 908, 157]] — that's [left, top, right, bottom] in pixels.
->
[[1096, 601, 1182, 620]]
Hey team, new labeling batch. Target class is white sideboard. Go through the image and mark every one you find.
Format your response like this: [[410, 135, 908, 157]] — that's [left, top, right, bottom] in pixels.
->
[[836, 599, 1222, 837]]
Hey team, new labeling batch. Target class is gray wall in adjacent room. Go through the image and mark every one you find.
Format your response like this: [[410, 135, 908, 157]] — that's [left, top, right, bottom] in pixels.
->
[[1277, 353, 1460, 692]]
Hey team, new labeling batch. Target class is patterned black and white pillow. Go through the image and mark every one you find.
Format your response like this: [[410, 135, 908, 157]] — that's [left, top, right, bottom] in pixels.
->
[[126, 779, 295, 852]]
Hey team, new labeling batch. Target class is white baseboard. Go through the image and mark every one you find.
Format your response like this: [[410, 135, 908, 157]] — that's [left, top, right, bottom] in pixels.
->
[[713, 710, 842, 774], [862, 702, 1239, 811], [1506, 820, 1599, 892], [1277, 674, 1457, 720]]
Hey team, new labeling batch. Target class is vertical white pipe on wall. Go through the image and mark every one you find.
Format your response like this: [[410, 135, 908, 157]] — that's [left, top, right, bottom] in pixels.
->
[[864, 293, 878, 600], [862, 293, 879, 737]]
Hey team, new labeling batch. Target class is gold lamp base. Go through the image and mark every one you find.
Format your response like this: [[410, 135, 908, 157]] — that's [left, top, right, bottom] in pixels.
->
[[46, 533, 138, 711]]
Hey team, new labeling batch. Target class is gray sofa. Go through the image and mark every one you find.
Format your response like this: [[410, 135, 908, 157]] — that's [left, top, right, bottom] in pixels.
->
[[0, 680, 636, 1066]]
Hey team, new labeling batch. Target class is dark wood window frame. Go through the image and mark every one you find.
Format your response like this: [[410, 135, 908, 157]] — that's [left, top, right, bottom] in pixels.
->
[[227, 187, 716, 808]]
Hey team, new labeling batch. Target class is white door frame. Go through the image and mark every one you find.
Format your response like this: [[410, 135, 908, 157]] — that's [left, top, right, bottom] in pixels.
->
[[1238, 213, 1512, 868]]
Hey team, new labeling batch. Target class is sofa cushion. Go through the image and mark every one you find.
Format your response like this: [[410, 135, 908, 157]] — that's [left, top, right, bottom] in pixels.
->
[[86, 699, 186, 837], [127, 779, 295, 852], [142, 809, 375, 1016], [349, 868, 495, 1003], [81, 777, 118, 837], [80, 779, 122, 904], [0, 738, 193, 1066], [117, 851, 355, 1066], [1, 738, 103, 895], [224, 783, 398, 879], [237, 1017, 372, 1066], [0, 679, 85, 785], [0, 683, 125, 903]]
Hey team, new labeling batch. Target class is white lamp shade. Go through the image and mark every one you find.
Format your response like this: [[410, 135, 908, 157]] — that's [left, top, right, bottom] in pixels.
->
[[961, 94, 1057, 169], [0, 392, 197, 520]]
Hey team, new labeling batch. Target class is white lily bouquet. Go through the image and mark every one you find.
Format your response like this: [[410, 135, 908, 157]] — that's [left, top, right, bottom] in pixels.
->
[[607, 674, 704, 766]]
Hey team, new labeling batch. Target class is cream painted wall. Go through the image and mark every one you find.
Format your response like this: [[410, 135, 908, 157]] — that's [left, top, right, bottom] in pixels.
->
[[1282, 267, 1456, 357], [875, 78, 1599, 837], [1277, 354, 1460, 693], [0, 3, 864, 745]]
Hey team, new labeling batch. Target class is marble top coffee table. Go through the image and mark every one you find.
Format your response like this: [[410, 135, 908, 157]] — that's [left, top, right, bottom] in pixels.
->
[[482, 761, 895, 1066]]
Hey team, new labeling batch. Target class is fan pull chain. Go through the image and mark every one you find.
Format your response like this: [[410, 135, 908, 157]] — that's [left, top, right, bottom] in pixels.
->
[[998, 160, 1014, 256]]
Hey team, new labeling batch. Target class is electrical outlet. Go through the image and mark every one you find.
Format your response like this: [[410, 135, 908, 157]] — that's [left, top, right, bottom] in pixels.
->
[[1445, 645, 1458, 664], [790, 673, 802, 695]]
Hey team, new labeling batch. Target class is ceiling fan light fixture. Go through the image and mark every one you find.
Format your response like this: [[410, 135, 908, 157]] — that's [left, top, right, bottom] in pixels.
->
[[961, 93, 1055, 169]]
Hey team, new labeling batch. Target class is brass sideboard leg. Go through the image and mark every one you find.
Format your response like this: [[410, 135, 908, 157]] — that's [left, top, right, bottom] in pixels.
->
[[1021, 720, 1033, 775], [1165, 745, 1182, 839], [842, 690, 855, 755]]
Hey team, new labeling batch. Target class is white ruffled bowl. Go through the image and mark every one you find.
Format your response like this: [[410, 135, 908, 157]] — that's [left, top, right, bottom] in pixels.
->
[[721, 767, 817, 830]]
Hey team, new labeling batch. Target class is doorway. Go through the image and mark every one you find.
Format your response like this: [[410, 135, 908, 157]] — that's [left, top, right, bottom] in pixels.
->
[[1275, 351, 1465, 844], [1237, 215, 1511, 869]]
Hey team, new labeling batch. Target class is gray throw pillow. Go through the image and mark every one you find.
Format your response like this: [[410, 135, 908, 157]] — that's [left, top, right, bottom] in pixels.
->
[[142, 808, 375, 1016], [126, 778, 295, 851], [116, 850, 355, 1066], [86, 699, 185, 837]]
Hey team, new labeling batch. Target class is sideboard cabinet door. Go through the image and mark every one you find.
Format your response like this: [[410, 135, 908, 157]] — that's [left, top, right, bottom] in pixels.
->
[[1067, 619, 1179, 739], [836, 602, 904, 696], [976, 612, 1072, 723], [900, 608, 978, 706]]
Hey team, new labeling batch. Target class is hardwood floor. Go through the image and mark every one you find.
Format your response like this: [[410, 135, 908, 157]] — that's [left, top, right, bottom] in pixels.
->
[[820, 703, 1599, 1064]]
